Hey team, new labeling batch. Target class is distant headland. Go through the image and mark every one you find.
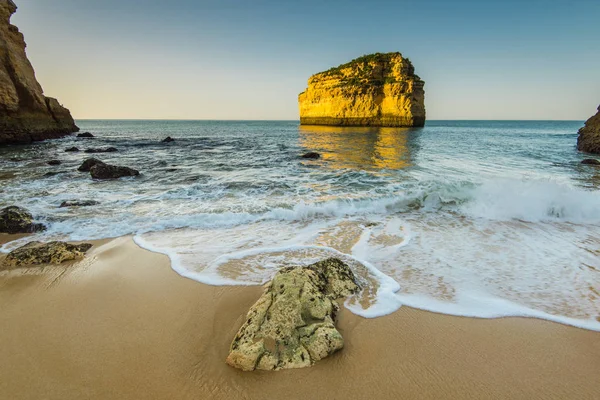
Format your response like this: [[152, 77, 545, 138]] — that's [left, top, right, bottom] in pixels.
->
[[298, 52, 425, 127], [0, 0, 78, 145]]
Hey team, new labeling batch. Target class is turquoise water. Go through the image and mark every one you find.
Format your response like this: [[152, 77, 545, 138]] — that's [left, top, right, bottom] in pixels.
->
[[1, 120, 599, 330]]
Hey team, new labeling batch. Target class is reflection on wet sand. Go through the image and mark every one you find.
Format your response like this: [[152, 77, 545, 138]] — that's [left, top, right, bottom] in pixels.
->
[[299, 125, 418, 170]]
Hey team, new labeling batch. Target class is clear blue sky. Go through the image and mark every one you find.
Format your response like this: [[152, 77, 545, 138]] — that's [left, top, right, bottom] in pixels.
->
[[12, 0, 600, 120]]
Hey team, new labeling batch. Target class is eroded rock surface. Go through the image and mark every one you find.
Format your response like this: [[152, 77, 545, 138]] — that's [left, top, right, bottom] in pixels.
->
[[578, 106, 600, 154], [0, 0, 78, 144], [78, 157, 105, 172], [299, 52, 425, 127], [0, 206, 45, 233], [2, 241, 92, 269], [226, 258, 360, 371]]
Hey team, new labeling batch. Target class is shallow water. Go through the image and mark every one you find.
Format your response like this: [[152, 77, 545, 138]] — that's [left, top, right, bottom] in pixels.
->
[[1, 120, 599, 330]]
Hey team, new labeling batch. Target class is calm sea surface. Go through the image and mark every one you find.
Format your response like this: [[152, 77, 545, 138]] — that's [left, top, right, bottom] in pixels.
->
[[1, 120, 599, 330]]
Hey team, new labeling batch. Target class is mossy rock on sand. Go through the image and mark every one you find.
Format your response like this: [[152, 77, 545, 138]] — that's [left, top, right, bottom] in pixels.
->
[[226, 258, 361, 371], [2, 241, 93, 270], [0, 206, 46, 234]]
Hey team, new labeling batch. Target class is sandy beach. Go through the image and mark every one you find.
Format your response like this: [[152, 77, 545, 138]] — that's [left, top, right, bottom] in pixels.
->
[[0, 236, 598, 400]]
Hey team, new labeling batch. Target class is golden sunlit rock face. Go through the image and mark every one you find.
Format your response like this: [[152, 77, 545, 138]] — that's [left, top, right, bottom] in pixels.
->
[[577, 105, 600, 154], [298, 52, 425, 127]]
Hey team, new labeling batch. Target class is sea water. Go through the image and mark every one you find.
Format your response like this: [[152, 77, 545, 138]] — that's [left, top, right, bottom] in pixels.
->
[[1, 120, 599, 330]]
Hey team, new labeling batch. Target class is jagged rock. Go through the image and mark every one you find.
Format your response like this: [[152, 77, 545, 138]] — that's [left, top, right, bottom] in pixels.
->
[[59, 200, 99, 208], [0, 1, 78, 145], [46, 160, 61, 166], [226, 258, 360, 371], [77, 157, 105, 172], [65, 147, 79, 152], [299, 52, 425, 127], [161, 136, 175, 143], [581, 158, 600, 165], [84, 147, 118, 153], [578, 106, 600, 154], [0, 206, 45, 233], [90, 163, 139, 180], [301, 152, 320, 159], [2, 241, 92, 269], [77, 132, 94, 138]]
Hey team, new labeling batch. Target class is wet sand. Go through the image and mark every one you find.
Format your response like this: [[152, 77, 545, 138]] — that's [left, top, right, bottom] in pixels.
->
[[1, 236, 599, 399]]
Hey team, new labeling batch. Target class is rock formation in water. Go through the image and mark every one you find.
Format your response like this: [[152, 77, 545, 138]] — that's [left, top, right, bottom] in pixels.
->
[[298, 52, 425, 127], [577, 105, 600, 154], [226, 258, 360, 371], [0, 205, 45, 233], [0, 0, 78, 145]]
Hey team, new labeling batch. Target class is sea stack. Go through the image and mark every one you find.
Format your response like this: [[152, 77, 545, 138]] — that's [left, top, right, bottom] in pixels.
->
[[298, 52, 425, 127], [577, 105, 600, 154], [0, 0, 78, 145]]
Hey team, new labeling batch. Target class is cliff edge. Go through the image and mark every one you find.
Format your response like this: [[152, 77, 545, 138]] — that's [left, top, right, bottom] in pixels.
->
[[577, 106, 600, 154], [0, 0, 78, 145], [298, 52, 425, 127]]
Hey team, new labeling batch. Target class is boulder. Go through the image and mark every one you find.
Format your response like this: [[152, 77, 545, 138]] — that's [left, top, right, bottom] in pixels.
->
[[43, 171, 67, 177], [78, 157, 105, 172], [46, 160, 61, 166], [577, 106, 600, 154], [2, 241, 93, 270], [581, 158, 600, 165], [0, 206, 46, 233], [65, 147, 79, 152], [59, 200, 100, 208], [226, 258, 360, 371], [301, 152, 321, 159], [0, 1, 78, 145], [90, 163, 139, 180], [161, 136, 175, 143], [77, 132, 94, 138], [84, 147, 118, 153]]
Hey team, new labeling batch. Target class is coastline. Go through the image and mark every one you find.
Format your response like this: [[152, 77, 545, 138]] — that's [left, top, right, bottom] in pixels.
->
[[0, 236, 599, 399]]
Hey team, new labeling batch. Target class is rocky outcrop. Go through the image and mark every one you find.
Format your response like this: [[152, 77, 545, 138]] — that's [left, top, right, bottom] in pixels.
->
[[298, 52, 425, 127], [0, 1, 78, 145], [0, 206, 45, 233], [577, 106, 600, 154], [226, 258, 360, 371], [84, 147, 118, 153], [2, 241, 92, 269], [90, 163, 139, 180], [78, 158, 105, 172], [59, 200, 99, 208]]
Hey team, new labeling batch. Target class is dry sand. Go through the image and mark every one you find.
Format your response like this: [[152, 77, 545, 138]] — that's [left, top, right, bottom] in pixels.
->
[[0, 236, 599, 400]]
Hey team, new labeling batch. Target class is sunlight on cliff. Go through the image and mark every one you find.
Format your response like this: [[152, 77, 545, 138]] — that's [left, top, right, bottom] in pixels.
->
[[298, 125, 415, 171]]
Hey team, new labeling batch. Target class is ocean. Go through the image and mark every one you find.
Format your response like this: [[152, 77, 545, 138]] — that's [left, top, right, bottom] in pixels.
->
[[1, 120, 599, 330]]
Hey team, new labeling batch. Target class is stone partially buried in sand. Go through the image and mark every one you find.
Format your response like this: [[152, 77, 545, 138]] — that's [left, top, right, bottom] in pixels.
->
[[0, 206, 46, 234], [226, 258, 360, 371], [2, 241, 93, 270]]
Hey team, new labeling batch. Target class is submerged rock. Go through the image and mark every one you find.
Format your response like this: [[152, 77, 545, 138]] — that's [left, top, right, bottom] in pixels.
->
[[43, 171, 67, 177], [84, 147, 118, 153], [161, 136, 175, 143], [46, 160, 61, 166], [581, 158, 600, 165], [301, 152, 321, 159], [78, 157, 105, 172], [2, 241, 92, 269], [226, 258, 360, 371], [59, 200, 100, 208], [77, 132, 94, 138], [0, 1, 78, 145], [65, 147, 80, 152], [90, 163, 139, 180], [0, 206, 45, 234], [577, 106, 600, 154], [299, 52, 425, 127]]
